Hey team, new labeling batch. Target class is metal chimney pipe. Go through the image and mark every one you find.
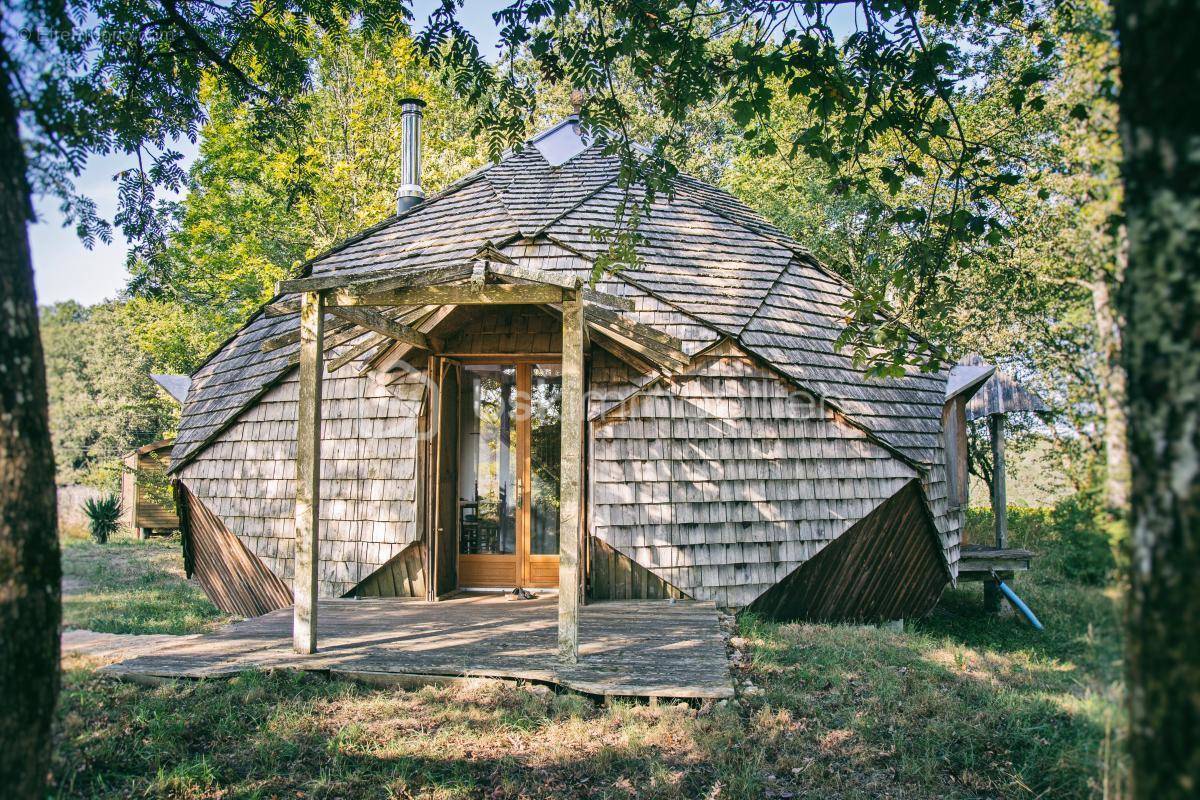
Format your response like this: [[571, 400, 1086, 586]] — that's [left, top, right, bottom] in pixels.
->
[[396, 98, 426, 214]]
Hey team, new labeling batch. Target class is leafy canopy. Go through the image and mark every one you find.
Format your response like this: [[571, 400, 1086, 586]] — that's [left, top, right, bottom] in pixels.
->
[[422, 0, 1069, 374], [121, 30, 488, 370], [6, 0, 415, 265]]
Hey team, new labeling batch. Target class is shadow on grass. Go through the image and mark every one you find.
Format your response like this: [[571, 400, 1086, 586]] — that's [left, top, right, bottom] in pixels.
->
[[54, 610, 1125, 800], [52, 668, 747, 800]]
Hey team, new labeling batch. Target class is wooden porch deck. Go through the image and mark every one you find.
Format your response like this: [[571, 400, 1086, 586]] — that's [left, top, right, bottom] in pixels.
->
[[101, 594, 735, 700]]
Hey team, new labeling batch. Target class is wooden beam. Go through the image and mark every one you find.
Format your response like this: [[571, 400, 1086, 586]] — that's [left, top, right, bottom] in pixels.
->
[[262, 318, 354, 354], [265, 300, 300, 318], [262, 328, 302, 353], [277, 265, 414, 295], [585, 304, 686, 354], [587, 319, 688, 373], [327, 264, 473, 302], [484, 262, 635, 311], [984, 413, 1008, 613], [334, 284, 566, 307], [364, 306, 451, 375], [327, 307, 431, 351], [486, 261, 582, 290], [991, 413, 1008, 549], [588, 329, 664, 377], [471, 242, 517, 265], [293, 291, 323, 654], [558, 294, 584, 663], [582, 287, 636, 312], [326, 333, 386, 373]]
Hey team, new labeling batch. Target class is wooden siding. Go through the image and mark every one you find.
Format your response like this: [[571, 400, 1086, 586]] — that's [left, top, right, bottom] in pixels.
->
[[748, 480, 948, 622], [504, 239, 720, 418], [350, 541, 427, 598], [926, 449, 965, 581], [178, 350, 427, 598], [175, 132, 957, 474], [441, 305, 561, 354], [962, 353, 1048, 420], [590, 342, 919, 609], [589, 537, 688, 600], [181, 485, 293, 617]]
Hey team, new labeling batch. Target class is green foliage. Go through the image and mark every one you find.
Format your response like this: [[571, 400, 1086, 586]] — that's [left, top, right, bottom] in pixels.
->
[[123, 31, 488, 368], [425, 1, 1073, 374], [39, 302, 179, 486], [966, 494, 1117, 585], [1046, 493, 1118, 585], [81, 494, 122, 544], [133, 463, 175, 512], [14, 0, 414, 266]]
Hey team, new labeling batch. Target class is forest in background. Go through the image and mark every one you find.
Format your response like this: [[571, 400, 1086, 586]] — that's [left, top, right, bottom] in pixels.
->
[[41, 2, 1123, 528]]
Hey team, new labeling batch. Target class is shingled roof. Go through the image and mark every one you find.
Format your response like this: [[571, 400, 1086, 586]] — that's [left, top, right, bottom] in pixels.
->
[[171, 119, 951, 472]]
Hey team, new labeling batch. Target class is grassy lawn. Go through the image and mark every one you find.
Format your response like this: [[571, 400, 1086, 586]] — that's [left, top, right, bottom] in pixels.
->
[[61, 527, 234, 635], [52, 508, 1127, 799]]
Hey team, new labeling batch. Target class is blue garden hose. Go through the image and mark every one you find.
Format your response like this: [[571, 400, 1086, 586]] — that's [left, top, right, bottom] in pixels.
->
[[993, 572, 1044, 631]]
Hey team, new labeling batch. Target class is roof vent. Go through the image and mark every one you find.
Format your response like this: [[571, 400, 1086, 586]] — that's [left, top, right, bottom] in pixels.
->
[[396, 98, 426, 214]]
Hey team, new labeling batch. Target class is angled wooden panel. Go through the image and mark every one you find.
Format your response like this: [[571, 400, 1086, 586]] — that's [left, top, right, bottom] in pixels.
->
[[350, 541, 427, 599], [748, 480, 949, 623], [180, 485, 293, 618], [587, 537, 688, 601]]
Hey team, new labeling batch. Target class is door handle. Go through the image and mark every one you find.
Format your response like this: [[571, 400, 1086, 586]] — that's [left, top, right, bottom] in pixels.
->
[[516, 477, 524, 509]]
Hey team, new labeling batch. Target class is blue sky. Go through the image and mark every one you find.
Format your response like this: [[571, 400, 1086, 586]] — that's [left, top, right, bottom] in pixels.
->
[[31, 1, 507, 307]]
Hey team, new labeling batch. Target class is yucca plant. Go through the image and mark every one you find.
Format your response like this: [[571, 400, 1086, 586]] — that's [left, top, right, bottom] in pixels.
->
[[82, 494, 122, 544]]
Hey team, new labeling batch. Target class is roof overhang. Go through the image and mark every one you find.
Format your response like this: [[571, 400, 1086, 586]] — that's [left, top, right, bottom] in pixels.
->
[[960, 354, 1050, 420], [945, 363, 995, 404], [268, 244, 692, 380], [151, 374, 191, 404]]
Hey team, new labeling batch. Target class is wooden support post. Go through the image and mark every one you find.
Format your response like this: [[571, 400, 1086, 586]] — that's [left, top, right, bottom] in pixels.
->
[[293, 290, 324, 653], [984, 413, 1008, 614], [558, 293, 584, 663]]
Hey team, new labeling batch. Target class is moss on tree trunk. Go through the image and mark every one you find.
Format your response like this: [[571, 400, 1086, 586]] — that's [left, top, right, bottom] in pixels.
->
[[1115, 1, 1200, 796], [0, 62, 62, 795]]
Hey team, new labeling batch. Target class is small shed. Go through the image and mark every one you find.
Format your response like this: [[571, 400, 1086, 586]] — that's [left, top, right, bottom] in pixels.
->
[[121, 439, 180, 537], [959, 355, 1048, 609]]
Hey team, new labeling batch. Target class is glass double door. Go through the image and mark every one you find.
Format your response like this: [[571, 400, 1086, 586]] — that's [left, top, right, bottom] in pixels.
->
[[457, 362, 562, 589]]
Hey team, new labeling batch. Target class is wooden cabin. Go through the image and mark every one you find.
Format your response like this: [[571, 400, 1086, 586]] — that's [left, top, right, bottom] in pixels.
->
[[121, 439, 180, 537], [167, 112, 991, 647]]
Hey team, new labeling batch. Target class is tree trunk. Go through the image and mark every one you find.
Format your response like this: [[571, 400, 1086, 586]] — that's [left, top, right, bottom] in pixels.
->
[[1093, 264, 1130, 513], [0, 66, 62, 795], [1115, 3, 1200, 797]]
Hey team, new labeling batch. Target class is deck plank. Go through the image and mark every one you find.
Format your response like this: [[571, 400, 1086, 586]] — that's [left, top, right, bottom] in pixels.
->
[[100, 595, 734, 700]]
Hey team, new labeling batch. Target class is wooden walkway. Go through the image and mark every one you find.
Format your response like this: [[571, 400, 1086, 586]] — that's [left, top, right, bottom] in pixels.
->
[[101, 594, 734, 700]]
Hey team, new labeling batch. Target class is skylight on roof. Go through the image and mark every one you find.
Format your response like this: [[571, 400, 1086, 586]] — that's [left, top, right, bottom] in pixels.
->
[[532, 118, 590, 166]]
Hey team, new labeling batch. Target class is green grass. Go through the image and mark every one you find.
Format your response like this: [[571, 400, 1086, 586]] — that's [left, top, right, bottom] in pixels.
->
[[61, 527, 234, 635], [741, 552, 1126, 797], [51, 506, 1127, 798]]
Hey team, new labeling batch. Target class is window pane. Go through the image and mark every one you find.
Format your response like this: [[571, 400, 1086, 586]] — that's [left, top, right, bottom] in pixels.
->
[[458, 365, 517, 555], [529, 364, 561, 555]]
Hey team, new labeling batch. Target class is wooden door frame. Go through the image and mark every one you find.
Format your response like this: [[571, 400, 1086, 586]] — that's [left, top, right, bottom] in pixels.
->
[[447, 356, 562, 590]]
